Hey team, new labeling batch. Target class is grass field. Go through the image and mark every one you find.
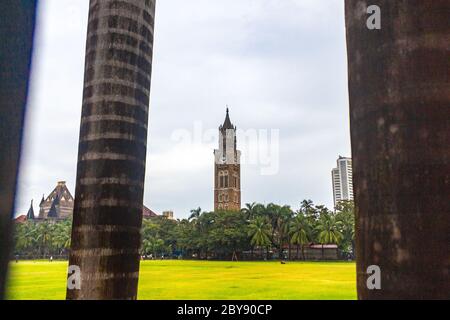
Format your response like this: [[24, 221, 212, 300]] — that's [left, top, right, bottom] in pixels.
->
[[6, 260, 356, 300]]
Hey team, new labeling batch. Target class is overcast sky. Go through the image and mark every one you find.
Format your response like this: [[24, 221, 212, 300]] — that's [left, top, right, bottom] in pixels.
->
[[16, 0, 351, 219]]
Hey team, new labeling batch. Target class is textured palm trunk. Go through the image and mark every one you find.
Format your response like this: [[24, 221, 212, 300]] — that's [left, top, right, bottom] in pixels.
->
[[345, 0, 449, 299], [0, 1, 37, 299], [67, 0, 156, 300]]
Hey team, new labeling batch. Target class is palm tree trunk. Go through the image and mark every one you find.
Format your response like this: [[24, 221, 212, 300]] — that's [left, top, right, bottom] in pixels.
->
[[296, 244, 299, 261], [279, 238, 283, 261], [0, 0, 37, 299], [288, 240, 291, 261], [346, 0, 449, 299], [67, 0, 156, 300]]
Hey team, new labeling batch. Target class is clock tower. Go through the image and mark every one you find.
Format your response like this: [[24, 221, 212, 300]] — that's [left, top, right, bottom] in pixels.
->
[[214, 108, 241, 211]]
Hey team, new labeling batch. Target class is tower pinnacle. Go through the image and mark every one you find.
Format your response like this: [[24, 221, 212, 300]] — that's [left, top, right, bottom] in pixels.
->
[[222, 107, 234, 130]]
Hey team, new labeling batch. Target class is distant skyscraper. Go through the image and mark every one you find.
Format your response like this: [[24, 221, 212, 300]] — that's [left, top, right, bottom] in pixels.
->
[[214, 109, 241, 211], [332, 156, 353, 207]]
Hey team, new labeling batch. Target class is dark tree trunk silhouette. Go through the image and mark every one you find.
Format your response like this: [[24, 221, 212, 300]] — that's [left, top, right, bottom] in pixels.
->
[[67, 0, 156, 300], [0, 1, 37, 299], [345, 0, 449, 299], [287, 241, 291, 260], [279, 238, 283, 261]]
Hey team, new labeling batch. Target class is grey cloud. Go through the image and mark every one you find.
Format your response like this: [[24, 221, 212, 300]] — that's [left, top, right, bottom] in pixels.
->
[[16, 0, 351, 218]]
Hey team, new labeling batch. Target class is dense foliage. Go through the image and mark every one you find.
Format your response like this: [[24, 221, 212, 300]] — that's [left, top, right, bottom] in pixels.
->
[[13, 200, 355, 260], [13, 218, 72, 258]]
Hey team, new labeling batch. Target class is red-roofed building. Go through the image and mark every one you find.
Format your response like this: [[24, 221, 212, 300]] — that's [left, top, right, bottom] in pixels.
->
[[280, 243, 340, 260], [143, 205, 159, 219], [14, 215, 27, 224]]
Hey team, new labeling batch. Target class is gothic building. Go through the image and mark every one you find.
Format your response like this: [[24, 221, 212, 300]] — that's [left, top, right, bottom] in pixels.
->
[[214, 109, 241, 211], [38, 181, 74, 219], [16, 180, 160, 222]]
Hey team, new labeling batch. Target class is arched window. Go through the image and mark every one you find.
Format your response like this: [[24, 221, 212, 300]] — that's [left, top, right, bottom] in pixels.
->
[[219, 171, 224, 188], [224, 171, 229, 188], [219, 170, 230, 188]]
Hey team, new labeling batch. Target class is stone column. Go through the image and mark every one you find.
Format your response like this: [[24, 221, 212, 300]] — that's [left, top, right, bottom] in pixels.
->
[[67, 0, 156, 300], [345, 0, 449, 299]]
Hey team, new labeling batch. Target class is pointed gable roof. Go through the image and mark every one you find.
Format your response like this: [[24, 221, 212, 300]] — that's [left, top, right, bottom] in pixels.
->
[[26, 200, 35, 220], [222, 108, 234, 130], [43, 181, 74, 205]]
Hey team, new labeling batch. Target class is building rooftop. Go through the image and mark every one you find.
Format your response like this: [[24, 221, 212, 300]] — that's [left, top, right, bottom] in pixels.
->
[[143, 205, 159, 218]]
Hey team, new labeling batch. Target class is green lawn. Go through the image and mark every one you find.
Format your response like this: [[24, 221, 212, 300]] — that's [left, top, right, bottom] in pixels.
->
[[6, 260, 356, 300]]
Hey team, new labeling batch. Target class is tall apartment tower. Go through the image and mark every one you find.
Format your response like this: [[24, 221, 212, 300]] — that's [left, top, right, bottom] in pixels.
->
[[332, 156, 353, 207], [214, 109, 241, 211]]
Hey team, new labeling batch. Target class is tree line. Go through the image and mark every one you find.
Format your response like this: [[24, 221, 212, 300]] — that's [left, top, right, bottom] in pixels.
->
[[13, 218, 71, 259], [13, 200, 355, 260]]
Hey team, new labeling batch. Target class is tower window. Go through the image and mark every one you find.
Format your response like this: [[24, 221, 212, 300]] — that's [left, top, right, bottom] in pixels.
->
[[219, 170, 229, 188]]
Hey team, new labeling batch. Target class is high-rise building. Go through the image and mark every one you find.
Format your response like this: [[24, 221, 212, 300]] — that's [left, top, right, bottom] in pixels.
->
[[332, 156, 353, 207], [214, 109, 241, 211]]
